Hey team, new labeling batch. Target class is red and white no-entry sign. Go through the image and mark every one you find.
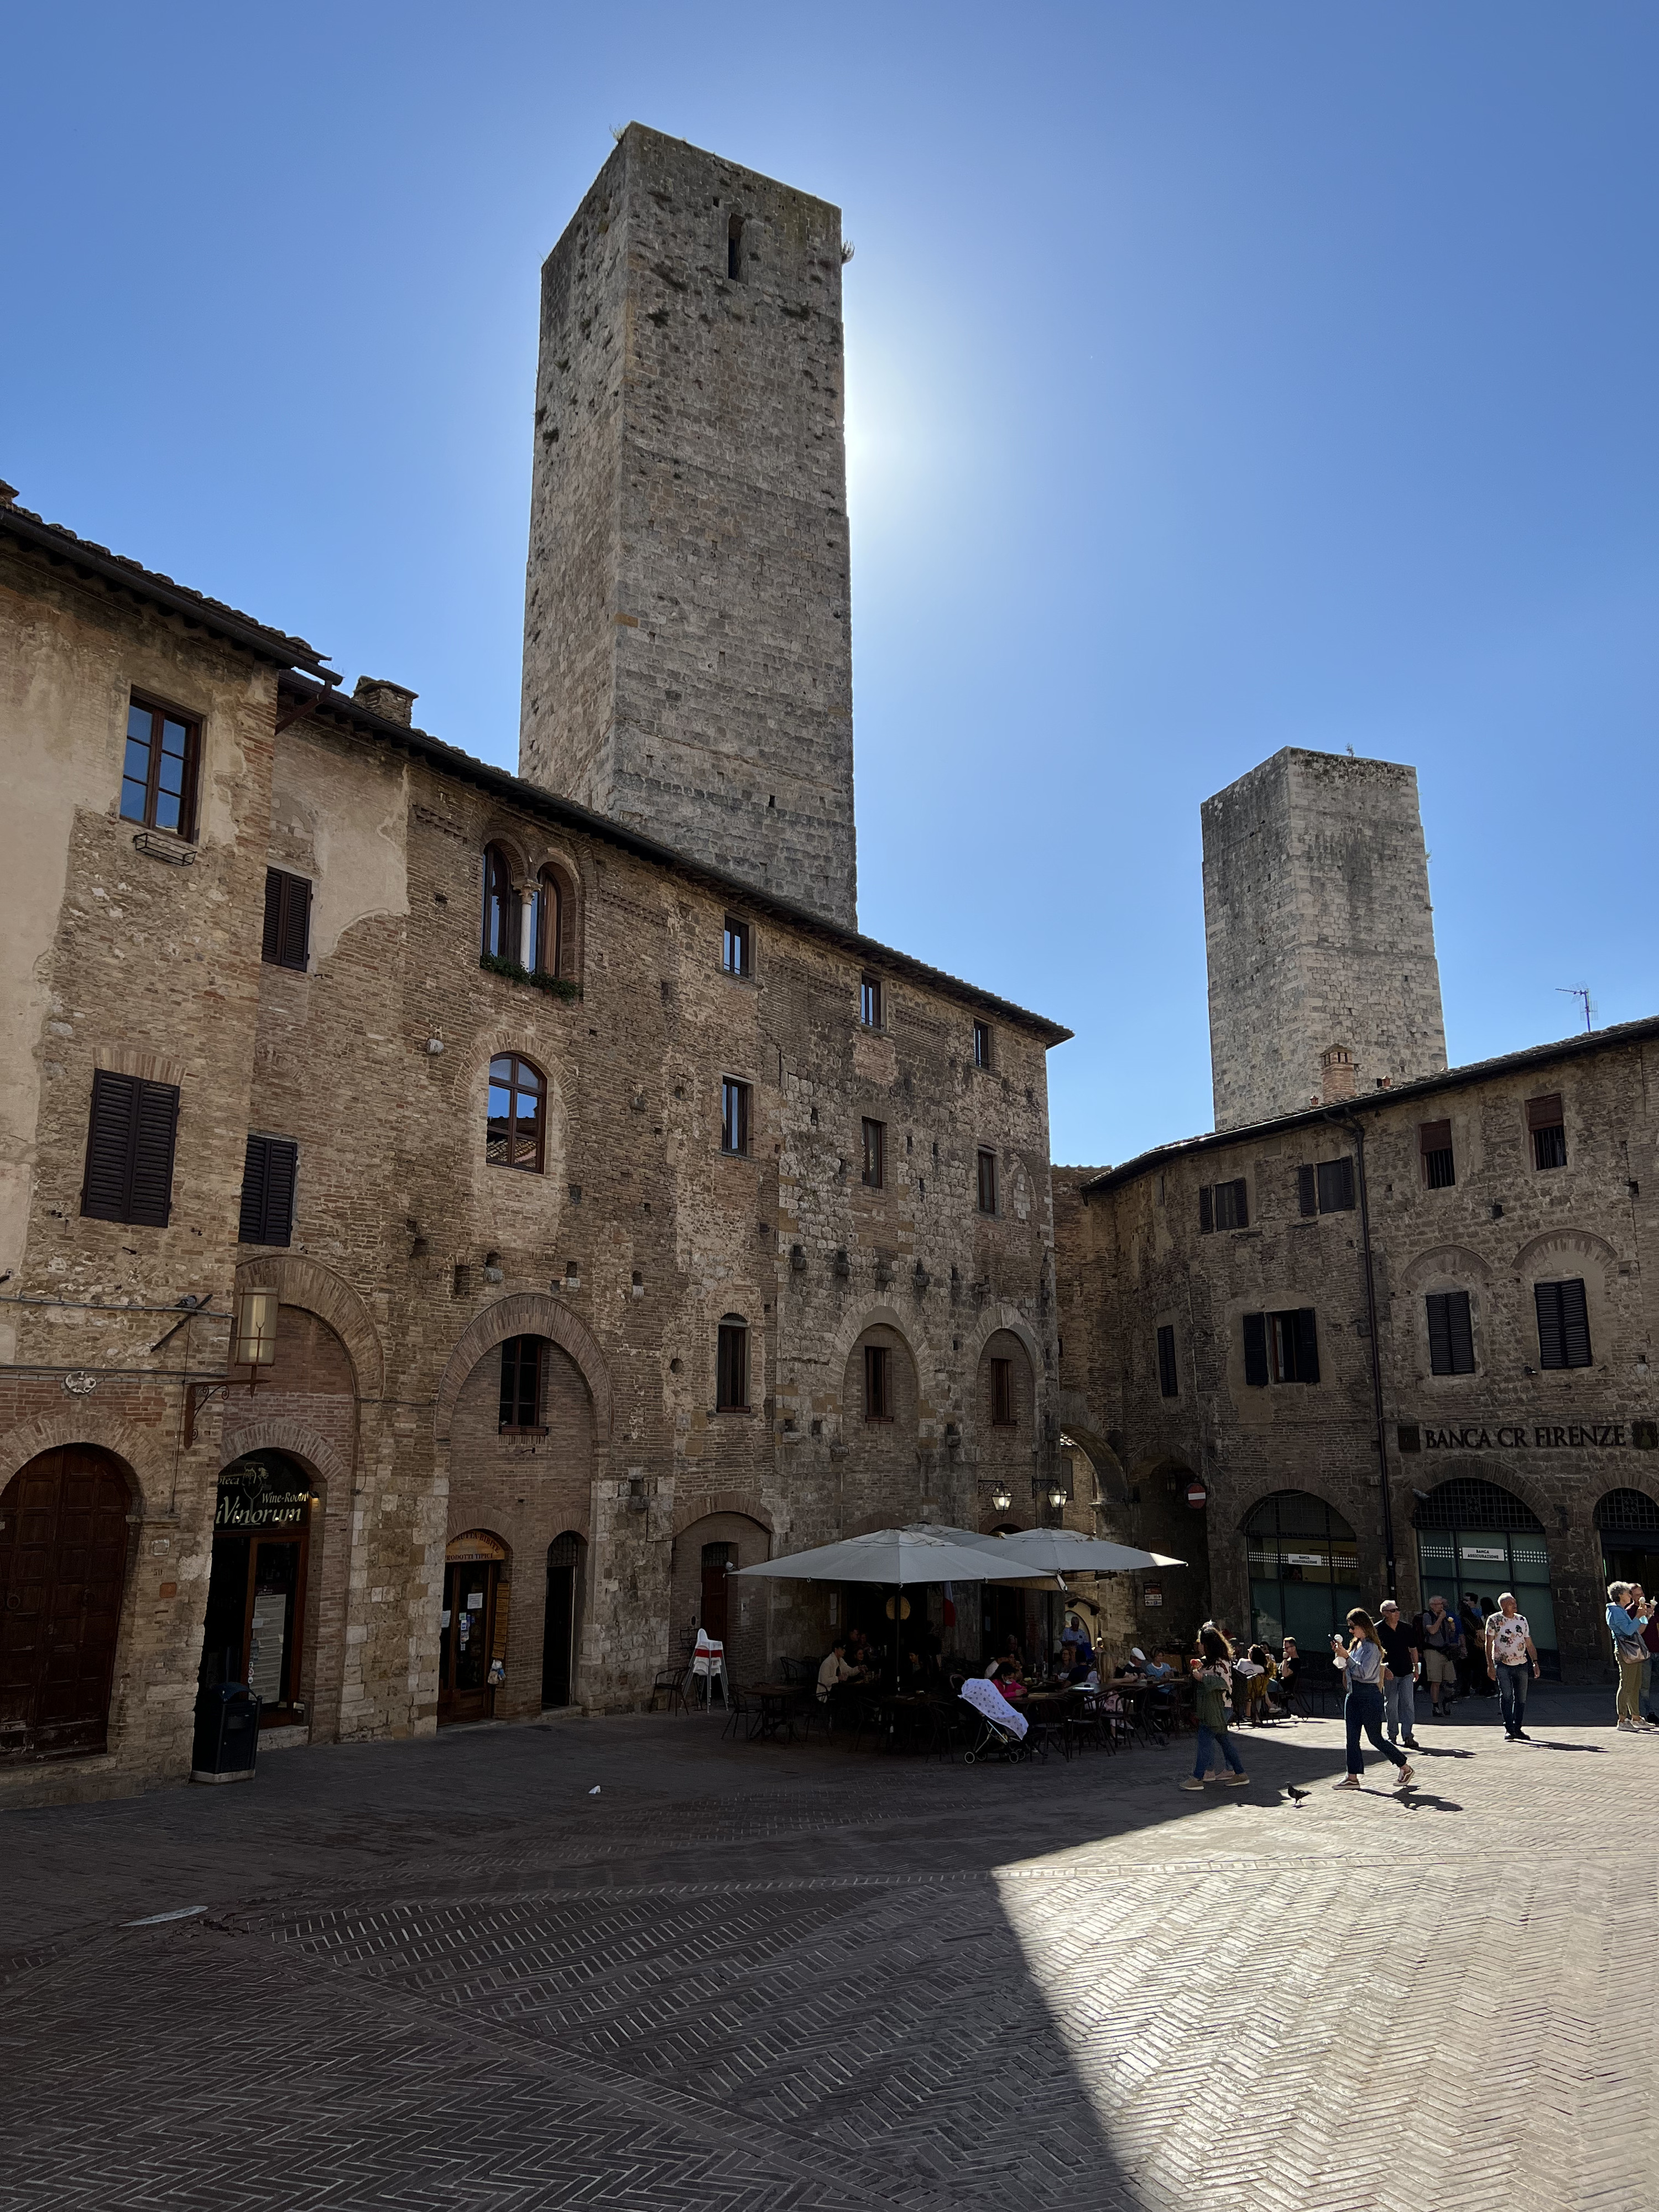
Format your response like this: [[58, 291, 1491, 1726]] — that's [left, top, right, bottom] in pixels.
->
[[1185, 1481, 1208, 1510]]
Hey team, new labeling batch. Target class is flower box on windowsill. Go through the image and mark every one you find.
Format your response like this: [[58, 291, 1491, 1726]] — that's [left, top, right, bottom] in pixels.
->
[[479, 952, 580, 1000]]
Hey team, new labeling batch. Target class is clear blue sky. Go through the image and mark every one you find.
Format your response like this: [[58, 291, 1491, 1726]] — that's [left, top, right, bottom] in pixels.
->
[[7, 5, 1656, 1165]]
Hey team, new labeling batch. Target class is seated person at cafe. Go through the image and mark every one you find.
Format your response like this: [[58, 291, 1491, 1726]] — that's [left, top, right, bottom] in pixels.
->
[[1236, 1643, 1275, 1723], [992, 1658, 1028, 1703], [1269, 1637, 1301, 1711], [816, 1640, 865, 1703], [1126, 1646, 1175, 1682], [902, 1645, 940, 1691], [1061, 1615, 1097, 1682]]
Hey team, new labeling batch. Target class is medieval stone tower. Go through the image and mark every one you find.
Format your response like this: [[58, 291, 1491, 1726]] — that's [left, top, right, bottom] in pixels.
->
[[519, 124, 858, 929], [1201, 747, 1447, 1130]]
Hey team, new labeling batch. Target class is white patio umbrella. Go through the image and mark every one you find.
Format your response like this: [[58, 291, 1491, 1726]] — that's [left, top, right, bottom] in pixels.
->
[[731, 1525, 1035, 1691], [974, 1529, 1186, 1577]]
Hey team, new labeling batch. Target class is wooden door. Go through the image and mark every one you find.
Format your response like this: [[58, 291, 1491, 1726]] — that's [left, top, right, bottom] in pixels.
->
[[439, 1559, 498, 1725], [0, 1447, 132, 1761]]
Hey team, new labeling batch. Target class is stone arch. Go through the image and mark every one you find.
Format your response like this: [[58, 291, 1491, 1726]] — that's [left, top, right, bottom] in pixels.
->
[[959, 1301, 1042, 1385], [1408, 1458, 1558, 1535], [213, 1417, 352, 1503], [824, 1302, 931, 1389], [0, 1411, 166, 1510], [1399, 1242, 1495, 1294], [1511, 1228, 1620, 1281], [1227, 1468, 1340, 1535], [671, 1488, 773, 1541], [233, 1254, 383, 1399], [436, 1292, 611, 1445], [1594, 1477, 1659, 1527], [479, 821, 538, 888]]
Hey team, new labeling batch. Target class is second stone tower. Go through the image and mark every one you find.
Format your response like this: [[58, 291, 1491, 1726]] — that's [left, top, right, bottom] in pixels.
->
[[520, 124, 858, 929]]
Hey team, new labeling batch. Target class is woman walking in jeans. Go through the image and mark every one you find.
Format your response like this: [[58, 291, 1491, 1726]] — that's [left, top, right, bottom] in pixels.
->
[[1178, 1630, 1250, 1792], [1331, 1609, 1415, 1792]]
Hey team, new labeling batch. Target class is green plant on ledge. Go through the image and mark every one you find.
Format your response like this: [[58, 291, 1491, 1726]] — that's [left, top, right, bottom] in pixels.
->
[[479, 951, 580, 1001]]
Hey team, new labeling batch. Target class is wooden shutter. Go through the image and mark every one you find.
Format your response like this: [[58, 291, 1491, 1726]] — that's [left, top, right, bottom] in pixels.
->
[[263, 870, 310, 970], [1559, 1279, 1592, 1368], [82, 1071, 177, 1226], [1535, 1282, 1566, 1369], [1426, 1292, 1454, 1375], [1229, 1178, 1249, 1229], [1157, 1324, 1178, 1399], [1419, 1120, 1452, 1155], [1297, 1165, 1317, 1217], [238, 1135, 296, 1245], [1293, 1308, 1320, 1384], [1526, 1094, 1563, 1132], [1198, 1185, 1213, 1235], [1317, 1157, 1355, 1212], [1242, 1312, 1269, 1387], [1447, 1290, 1474, 1373]]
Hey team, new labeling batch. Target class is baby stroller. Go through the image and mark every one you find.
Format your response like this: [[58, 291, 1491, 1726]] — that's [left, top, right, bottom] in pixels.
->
[[958, 1675, 1043, 1764]]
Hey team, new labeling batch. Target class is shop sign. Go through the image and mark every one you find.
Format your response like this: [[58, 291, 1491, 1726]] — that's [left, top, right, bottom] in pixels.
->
[[1282, 1552, 1326, 1567], [1142, 1584, 1163, 1608], [214, 1463, 311, 1529], [1460, 1545, 1506, 1562], [1399, 1420, 1657, 1454]]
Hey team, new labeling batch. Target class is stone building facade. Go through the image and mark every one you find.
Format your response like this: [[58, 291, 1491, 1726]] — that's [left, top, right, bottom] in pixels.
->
[[1202, 748, 1448, 1130], [520, 126, 859, 930], [1061, 743, 1657, 1683], [0, 483, 1067, 1804]]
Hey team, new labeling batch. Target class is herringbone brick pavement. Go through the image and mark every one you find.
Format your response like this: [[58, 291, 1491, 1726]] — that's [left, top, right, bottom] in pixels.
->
[[0, 1697, 1655, 2209]]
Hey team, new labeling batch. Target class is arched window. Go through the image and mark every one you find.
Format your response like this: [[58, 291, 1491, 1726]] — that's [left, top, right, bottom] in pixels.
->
[[533, 867, 564, 978], [727, 212, 744, 280], [1243, 1490, 1360, 1650], [1412, 1478, 1555, 1665], [487, 1054, 544, 1172], [716, 1314, 749, 1410], [481, 844, 517, 961]]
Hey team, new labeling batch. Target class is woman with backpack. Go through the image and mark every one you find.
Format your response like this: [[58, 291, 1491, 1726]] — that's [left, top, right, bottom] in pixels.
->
[[1331, 1609, 1415, 1792], [1178, 1629, 1250, 1792]]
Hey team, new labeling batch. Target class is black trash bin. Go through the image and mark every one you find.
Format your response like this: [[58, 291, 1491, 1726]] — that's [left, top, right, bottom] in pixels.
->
[[190, 1683, 262, 1784]]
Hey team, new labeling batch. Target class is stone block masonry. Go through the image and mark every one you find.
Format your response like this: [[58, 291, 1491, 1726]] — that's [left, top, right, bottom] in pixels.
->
[[520, 124, 858, 930], [1202, 748, 1447, 1131]]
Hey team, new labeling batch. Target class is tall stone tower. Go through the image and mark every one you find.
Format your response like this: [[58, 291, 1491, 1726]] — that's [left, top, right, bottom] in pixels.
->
[[520, 125, 858, 929], [1201, 748, 1447, 1130]]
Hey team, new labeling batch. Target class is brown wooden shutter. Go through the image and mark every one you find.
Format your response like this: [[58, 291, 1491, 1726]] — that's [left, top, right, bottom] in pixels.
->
[[1535, 1281, 1566, 1368], [238, 1134, 296, 1244], [1419, 1120, 1452, 1155], [1317, 1157, 1355, 1212], [1292, 1308, 1320, 1384], [262, 869, 283, 961], [1228, 1177, 1249, 1229], [1297, 1165, 1317, 1216], [1242, 1312, 1269, 1387], [1426, 1291, 1454, 1375], [1560, 1279, 1592, 1367], [263, 870, 310, 971], [1526, 1094, 1563, 1131], [127, 1078, 178, 1226], [1447, 1290, 1474, 1373], [82, 1072, 138, 1220], [1199, 1185, 1213, 1235]]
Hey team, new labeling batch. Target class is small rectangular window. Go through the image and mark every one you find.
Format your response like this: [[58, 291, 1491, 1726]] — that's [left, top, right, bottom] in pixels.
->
[[1420, 1120, 1455, 1190], [1426, 1290, 1475, 1375], [722, 916, 751, 978], [721, 1077, 751, 1156], [1528, 1094, 1567, 1170], [861, 1117, 885, 1190], [262, 869, 311, 971], [1201, 1178, 1248, 1233], [973, 1020, 993, 1070], [864, 1343, 891, 1420], [237, 1134, 298, 1247], [716, 1320, 749, 1410], [860, 974, 883, 1029], [990, 1356, 1015, 1426], [1243, 1307, 1319, 1385], [1156, 1324, 1178, 1399], [120, 697, 200, 839], [499, 1335, 545, 1430], [1535, 1278, 1592, 1370], [976, 1148, 998, 1215], [81, 1070, 180, 1227]]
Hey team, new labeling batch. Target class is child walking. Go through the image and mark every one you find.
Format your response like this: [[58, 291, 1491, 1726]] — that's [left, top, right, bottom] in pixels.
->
[[1180, 1629, 1250, 1791]]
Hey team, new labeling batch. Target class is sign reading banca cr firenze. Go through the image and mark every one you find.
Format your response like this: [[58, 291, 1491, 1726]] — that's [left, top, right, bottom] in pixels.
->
[[1399, 1419, 1658, 1453]]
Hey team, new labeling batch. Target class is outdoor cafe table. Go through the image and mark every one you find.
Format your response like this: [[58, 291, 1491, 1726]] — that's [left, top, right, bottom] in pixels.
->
[[750, 1682, 808, 1742]]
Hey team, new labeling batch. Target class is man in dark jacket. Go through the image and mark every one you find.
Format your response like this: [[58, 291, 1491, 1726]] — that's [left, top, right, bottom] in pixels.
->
[[1376, 1599, 1421, 1749]]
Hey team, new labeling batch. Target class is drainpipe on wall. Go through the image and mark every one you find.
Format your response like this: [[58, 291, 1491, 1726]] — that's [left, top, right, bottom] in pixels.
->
[[1328, 1110, 1397, 1600]]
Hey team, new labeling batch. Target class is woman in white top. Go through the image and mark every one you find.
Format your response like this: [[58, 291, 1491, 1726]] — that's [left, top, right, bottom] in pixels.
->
[[1331, 1608, 1413, 1792]]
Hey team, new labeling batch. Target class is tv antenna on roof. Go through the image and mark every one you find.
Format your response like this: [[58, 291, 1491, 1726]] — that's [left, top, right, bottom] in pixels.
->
[[1557, 985, 1593, 1034]]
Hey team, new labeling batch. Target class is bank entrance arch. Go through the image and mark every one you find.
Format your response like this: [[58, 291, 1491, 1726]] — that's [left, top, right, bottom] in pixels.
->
[[0, 1445, 134, 1761], [1412, 1477, 1556, 1674], [1244, 1490, 1360, 1650]]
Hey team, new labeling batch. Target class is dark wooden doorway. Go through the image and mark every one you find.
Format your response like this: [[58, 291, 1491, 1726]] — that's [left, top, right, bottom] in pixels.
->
[[700, 1542, 734, 1645], [542, 1531, 584, 1708], [199, 1454, 313, 1729], [0, 1446, 133, 1761], [439, 1552, 503, 1726]]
